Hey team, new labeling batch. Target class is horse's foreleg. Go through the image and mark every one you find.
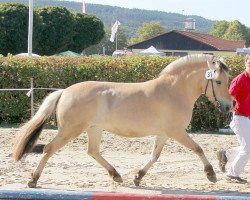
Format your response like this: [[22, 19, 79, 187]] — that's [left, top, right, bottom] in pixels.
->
[[134, 135, 167, 186], [174, 131, 217, 183], [87, 127, 123, 183], [28, 134, 74, 188]]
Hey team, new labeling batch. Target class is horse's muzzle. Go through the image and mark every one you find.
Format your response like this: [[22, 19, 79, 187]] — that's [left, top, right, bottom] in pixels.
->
[[217, 101, 233, 113]]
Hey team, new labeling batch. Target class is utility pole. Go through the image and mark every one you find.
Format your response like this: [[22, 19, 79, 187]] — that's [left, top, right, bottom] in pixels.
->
[[116, 33, 118, 50], [28, 0, 33, 56]]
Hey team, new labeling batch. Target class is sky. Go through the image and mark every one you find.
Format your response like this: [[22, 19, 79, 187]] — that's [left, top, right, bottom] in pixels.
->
[[72, 0, 250, 27]]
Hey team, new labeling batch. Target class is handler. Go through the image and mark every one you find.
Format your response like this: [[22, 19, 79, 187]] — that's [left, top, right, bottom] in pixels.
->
[[217, 53, 250, 184]]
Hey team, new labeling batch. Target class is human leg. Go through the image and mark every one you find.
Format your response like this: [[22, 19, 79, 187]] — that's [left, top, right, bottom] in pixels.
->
[[226, 116, 250, 180]]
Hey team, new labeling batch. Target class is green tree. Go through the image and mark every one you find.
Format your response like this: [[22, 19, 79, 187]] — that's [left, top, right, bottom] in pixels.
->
[[0, 3, 42, 55], [223, 20, 244, 41], [210, 20, 229, 38], [34, 6, 75, 55], [128, 21, 166, 45], [68, 12, 105, 53], [245, 28, 250, 46], [210, 20, 250, 46]]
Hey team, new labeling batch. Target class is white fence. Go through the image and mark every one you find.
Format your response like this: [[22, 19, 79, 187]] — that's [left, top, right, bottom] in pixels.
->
[[0, 78, 60, 117]]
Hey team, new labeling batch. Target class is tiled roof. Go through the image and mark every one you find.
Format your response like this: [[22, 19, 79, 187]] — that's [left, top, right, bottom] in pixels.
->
[[174, 30, 246, 51], [127, 30, 246, 52]]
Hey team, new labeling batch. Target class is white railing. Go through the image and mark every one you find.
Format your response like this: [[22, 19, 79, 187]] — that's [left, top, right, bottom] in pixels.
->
[[0, 78, 60, 117]]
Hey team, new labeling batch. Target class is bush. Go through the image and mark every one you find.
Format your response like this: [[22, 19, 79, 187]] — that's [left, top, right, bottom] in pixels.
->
[[0, 55, 245, 130]]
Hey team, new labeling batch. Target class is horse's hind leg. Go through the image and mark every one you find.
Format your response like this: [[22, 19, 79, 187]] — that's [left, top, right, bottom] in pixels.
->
[[174, 130, 217, 183], [87, 126, 123, 183], [28, 129, 81, 188], [134, 135, 167, 186]]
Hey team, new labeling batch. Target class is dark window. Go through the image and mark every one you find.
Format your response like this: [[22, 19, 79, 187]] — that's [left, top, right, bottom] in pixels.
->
[[173, 52, 188, 57], [165, 52, 173, 56], [203, 53, 214, 55]]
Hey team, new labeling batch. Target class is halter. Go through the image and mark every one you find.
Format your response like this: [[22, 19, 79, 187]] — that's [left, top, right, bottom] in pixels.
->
[[204, 78, 221, 109]]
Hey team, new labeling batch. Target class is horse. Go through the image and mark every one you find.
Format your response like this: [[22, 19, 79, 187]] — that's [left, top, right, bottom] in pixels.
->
[[13, 54, 233, 188]]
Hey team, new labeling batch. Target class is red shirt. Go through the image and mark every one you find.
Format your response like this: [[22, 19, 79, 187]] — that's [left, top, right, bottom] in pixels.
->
[[229, 71, 250, 116]]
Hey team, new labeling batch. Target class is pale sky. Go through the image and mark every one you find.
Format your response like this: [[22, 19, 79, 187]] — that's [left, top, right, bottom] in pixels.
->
[[71, 0, 250, 27]]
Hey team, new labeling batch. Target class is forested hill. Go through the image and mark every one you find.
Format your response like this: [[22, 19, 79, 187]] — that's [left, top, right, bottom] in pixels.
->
[[0, 0, 215, 37]]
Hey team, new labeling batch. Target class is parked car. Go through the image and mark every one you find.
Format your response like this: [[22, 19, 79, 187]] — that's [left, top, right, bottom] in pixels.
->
[[112, 50, 132, 58]]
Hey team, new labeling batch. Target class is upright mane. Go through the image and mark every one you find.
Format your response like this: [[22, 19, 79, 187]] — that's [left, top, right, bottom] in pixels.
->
[[159, 54, 214, 76]]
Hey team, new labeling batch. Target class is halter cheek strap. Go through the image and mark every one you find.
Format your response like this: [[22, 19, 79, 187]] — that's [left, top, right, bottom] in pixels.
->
[[204, 79, 220, 109]]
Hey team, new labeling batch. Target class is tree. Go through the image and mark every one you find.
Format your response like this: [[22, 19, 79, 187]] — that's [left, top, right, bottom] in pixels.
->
[[223, 20, 245, 41], [210, 20, 250, 46], [210, 20, 229, 38], [128, 21, 166, 45], [245, 28, 250, 46], [34, 6, 75, 55], [67, 12, 105, 53], [0, 3, 42, 55], [0, 3, 106, 55]]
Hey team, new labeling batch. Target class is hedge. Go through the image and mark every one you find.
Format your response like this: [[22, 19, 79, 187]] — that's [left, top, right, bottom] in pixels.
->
[[0, 55, 245, 131]]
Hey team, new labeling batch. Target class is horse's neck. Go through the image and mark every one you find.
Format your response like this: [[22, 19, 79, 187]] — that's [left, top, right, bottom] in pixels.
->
[[159, 66, 206, 105], [160, 55, 212, 76], [163, 61, 205, 76]]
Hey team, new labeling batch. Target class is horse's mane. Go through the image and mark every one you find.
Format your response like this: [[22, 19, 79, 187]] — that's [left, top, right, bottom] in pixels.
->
[[159, 54, 214, 76]]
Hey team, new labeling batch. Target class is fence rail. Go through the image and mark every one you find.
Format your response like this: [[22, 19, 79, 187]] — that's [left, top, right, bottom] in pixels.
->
[[0, 78, 60, 117]]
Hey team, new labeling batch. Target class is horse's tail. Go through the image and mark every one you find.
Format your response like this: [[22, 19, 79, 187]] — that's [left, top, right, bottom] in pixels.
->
[[13, 89, 64, 161]]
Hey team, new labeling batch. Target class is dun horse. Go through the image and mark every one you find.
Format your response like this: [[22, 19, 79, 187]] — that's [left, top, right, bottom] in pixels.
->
[[13, 54, 232, 188]]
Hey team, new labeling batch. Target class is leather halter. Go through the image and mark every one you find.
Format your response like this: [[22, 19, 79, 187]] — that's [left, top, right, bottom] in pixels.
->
[[204, 78, 220, 109]]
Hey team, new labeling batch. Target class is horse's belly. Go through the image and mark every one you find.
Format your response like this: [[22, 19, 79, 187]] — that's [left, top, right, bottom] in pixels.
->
[[101, 120, 162, 137], [105, 127, 153, 137], [99, 110, 166, 137]]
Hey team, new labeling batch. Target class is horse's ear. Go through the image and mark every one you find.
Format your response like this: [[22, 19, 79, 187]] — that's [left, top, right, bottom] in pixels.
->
[[218, 57, 229, 72], [219, 57, 225, 64], [207, 60, 218, 70], [207, 60, 220, 79]]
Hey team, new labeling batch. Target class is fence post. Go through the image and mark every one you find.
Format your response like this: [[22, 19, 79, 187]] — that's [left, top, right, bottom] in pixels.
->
[[30, 78, 34, 117]]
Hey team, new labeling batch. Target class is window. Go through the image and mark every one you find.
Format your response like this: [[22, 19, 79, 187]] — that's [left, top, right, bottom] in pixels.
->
[[173, 52, 188, 57], [165, 52, 173, 56]]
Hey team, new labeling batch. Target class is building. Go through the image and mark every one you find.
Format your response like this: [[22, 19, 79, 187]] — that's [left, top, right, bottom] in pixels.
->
[[236, 48, 250, 55], [127, 30, 246, 57]]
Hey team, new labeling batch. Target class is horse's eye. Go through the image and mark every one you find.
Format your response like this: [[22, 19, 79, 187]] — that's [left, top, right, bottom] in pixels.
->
[[216, 80, 221, 85], [212, 61, 216, 65]]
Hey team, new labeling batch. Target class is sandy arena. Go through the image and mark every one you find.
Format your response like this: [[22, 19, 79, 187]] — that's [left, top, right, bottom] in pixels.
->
[[1, 128, 250, 196]]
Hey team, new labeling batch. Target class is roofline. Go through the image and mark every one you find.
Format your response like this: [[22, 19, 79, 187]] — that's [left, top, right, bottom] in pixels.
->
[[174, 30, 219, 50], [127, 30, 176, 48], [127, 30, 246, 50], [176, 30, 245, 50]]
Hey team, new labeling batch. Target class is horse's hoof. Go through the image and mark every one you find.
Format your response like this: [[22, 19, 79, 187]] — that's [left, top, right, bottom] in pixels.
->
[[27, 180, 37, 188], [109, 169, 123, 183], [206, 171, 217, 183], [207, 174, 217, 183], [205, 165, 217, 183], [133, 170, 145, 186], [113, 174, 123, 183], [133, 178, 140, 186]]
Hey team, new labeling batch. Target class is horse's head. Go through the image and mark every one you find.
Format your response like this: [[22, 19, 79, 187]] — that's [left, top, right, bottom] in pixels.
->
[[204, 58, 233, 113]]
